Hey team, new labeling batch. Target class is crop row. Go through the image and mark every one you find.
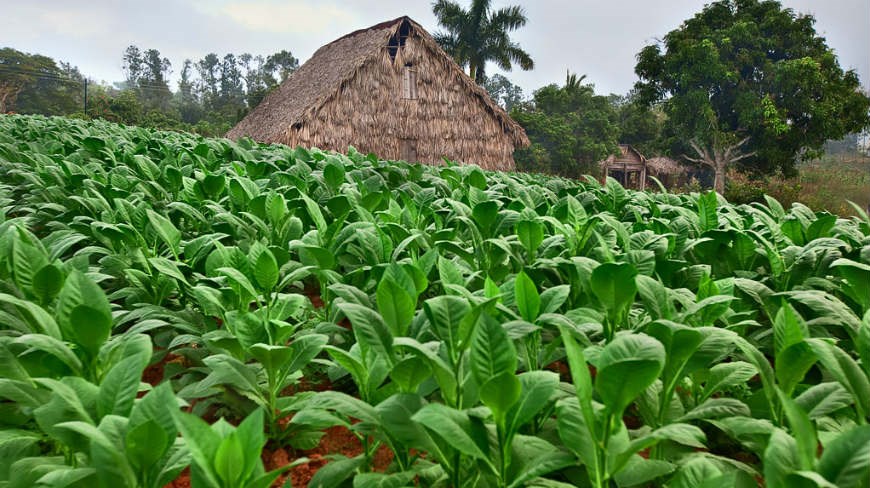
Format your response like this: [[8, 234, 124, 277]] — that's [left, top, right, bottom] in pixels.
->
[[0, 114, 869, 487]]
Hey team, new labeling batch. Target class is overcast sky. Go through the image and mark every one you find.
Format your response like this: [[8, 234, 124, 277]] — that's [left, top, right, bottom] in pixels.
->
[[2, 0, 868, 96]]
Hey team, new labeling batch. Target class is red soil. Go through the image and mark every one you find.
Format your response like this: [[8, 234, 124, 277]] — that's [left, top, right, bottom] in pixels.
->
[[142, 352, 184, 387], [164, 286, 389, 487], [163, 469, 190, 488], [265, 425, 393, 487]]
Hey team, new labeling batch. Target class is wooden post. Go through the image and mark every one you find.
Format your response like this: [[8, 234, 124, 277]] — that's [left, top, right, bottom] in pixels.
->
[[640, 161, 647, 191]]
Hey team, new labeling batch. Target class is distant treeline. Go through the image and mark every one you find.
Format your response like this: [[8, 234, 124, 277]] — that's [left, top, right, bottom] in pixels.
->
[[0, 46, 299, 137]]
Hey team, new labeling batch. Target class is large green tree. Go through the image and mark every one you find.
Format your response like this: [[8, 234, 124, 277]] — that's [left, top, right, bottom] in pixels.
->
[[432, 0, 533, 83], [0, 47, 83, 114], [635, 0, 870, 193], [483, 73, 524, 111], [512, 73, 620, 177]]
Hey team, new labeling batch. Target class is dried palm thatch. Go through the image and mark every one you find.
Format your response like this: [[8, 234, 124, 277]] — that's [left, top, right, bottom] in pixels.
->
[[227, 16, 528, 171], [646, 156, 686, 176]]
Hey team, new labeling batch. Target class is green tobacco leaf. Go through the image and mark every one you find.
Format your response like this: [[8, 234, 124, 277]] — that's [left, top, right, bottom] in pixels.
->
[[215, 432, 246, 486], [130, 382, 178, 446], [125, 419, 168, 471], [423, 295, 471, 355], [32, 264, 63, 304], [556, 397, 599, 477], [514, 271, 540, 322], [98, 352, 151, 419], [472, 201, 499, 235], [149, 257, 189, 286], [764, 429, 800, 488], [253, 248, 279, 292], [540, 285, 570, 315], [307, 455, 365, 488], [412, 403, 490, 461], [701, 361, 756, 400], [817, 425, 870, 488], [506, 371, 559, 435], [698, 191, 719, 233], [338, 303, 393, 363], [773, 304, 808, 357], [69, 305, 113, 358], [595, 333, 665, 416], [480, 372, 521, 425], [146, 209, 181, 257], [794, 382, 854, 419], [470, 315, 517, 387], [590, 262, 638, 320], [56, 270, 113, 353], [173, 413, 223, 488], [13, 334, 82, 374], [218, 267, 259, 301], [389, 356, 431, 393], [777, 390, 817, 471], [323, 161, 346, 191], [808, 339, 870, 419], [376, 272, 415, 337], [516, 219, 544, 256]]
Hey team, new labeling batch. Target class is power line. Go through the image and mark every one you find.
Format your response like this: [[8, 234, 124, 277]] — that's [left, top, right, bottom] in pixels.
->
[[0, 65, 174, 90]]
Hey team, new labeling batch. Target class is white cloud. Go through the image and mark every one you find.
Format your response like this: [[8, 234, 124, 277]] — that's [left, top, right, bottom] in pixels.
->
[[217, 1, 358, 34]]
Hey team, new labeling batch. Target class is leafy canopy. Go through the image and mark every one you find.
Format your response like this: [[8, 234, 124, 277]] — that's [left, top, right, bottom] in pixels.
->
[[635, 0, 870, 175]]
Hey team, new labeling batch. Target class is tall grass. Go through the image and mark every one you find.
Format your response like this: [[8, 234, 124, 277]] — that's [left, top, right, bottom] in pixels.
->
[[724, 154, 870, 216]]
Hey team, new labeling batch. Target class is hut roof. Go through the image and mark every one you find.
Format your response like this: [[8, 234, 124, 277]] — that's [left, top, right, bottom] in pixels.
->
[[226, 16, 529, 147], [646, 156, 686, 175], [599, 144, 646, 168]]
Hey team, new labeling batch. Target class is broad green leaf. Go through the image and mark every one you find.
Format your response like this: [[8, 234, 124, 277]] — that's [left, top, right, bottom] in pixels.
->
[[32, 264, 63, 304], [125, 419, 168, 471], [698, 191, 719, 232], [98, 353, 150, 419], [412, 403, 490, 461], [146, 209, 181, 257], [423, 295, 471, 355], [505, 371, 559, 435], [514, 271, 540, 322], [470, 315, 517, 387], [590, 262, 638, 321], [376, 273, 415, 337], [253, 248, 279, 291], [764, 429, 800, 488], [338, 303, 393, 363], [701, 361, 756, 400], [817, 425, 870, 488], [480, 371, 521, 425], [595, 333, 665, 416], [516, 219, 544, 256], [56, 270, 113, 354]]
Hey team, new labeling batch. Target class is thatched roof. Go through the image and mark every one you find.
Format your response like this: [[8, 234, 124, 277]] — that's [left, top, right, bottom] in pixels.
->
[[646, 156, 686, 175], [227, 16, 528, 148], [599, 144, 645, 169]]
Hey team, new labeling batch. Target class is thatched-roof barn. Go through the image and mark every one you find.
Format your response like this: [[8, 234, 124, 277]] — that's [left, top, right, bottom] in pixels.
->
[[227, 16, 529, 171]]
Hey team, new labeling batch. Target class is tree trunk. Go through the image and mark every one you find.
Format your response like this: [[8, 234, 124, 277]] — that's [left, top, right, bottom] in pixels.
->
[[0, 89, 10, 113], [469, 63, 478, 83], [713, 162, 726, 194], [685, 137, 755, 195]]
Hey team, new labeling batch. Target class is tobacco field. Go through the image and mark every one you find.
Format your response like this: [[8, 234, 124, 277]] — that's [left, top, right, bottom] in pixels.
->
[[1, 114, 870, 488]]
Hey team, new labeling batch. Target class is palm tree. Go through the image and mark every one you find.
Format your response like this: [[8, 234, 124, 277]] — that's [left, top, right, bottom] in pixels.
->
[[432, 0, 534, 83]]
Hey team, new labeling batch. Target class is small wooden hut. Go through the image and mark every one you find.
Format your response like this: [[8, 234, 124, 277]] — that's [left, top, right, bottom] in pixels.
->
[[600, 145, 647, 190], [226, 16, 529, 170]]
